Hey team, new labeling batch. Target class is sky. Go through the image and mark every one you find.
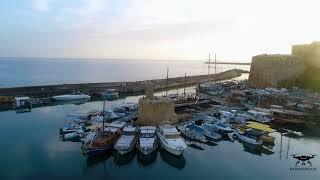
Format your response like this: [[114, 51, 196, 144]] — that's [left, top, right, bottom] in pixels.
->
[[0, 0, 319, 62]]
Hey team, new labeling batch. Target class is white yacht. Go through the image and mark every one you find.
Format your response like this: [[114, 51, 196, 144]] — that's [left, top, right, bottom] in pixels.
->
[[114, 125, 139, 155], [137, 126, 158, 155], [157, 125, 187, 156], [52, 91, 90, 101]]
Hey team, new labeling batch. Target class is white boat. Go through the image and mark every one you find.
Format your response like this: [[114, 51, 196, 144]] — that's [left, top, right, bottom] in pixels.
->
[[178, 123, 207, 142], [114, 125, 139, 155], [247, 110, 272, 123], [157, 125, 187, 156], [62, 129, 85, 141], [137, 126, 158, 155], [60, 123, 83, 135], [234, 128, 263, 147], [81, 124, 102, 148], [52, 91, 90, 101], [101, 89, 119, 100]]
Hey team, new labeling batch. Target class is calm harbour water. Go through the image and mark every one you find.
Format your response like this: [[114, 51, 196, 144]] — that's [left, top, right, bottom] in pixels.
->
[[0, 58, 250, 88], [0, 59, 319, 179]]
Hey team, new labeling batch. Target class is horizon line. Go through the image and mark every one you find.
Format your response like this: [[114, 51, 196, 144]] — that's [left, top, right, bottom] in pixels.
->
[[0, 56, 250, 63]]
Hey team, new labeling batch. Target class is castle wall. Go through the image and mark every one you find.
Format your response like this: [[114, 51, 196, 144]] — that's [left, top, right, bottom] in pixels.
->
[[249, 54, 305, 88], [249, 41, 320, 88], [136, 97, 178, 125]]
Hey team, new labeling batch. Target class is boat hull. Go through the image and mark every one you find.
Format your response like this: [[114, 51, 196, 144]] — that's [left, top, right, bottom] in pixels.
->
[[115, 145, 135, 155], [137, 142, 158, 155], [52, 95, 90, 101], [83, 146, 113, 156], [162, 144, 184, 156], [234, 130, 263, 147]]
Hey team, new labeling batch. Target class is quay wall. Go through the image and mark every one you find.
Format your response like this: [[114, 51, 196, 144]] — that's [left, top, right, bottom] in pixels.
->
[[0, 69, 247, 98]]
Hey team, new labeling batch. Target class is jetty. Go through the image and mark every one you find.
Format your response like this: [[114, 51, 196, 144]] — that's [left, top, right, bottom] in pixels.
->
[[0, 69, 248, 99]]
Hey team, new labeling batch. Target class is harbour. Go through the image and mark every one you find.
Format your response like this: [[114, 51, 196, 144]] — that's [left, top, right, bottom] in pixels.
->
[[1, 0, 320, 178], [0, 57, 320, 179], [0, 88, 319, 179]]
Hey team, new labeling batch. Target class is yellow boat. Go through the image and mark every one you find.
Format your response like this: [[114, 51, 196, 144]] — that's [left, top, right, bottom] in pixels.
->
[[246, 121, 276, 133]]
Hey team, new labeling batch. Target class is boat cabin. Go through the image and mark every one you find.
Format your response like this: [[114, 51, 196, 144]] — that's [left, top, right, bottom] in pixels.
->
[[122, 126, 138, 136], [160, 126, 181, 138], [14, 97, 31, 109], [104, 127, 120, 135], [140, 126, 156, 138]]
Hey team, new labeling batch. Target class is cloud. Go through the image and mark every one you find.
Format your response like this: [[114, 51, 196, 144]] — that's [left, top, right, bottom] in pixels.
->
[[32, 0, 49, 12]]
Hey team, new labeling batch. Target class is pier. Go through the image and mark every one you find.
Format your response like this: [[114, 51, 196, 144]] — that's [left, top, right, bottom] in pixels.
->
[[0, 69, 248, 98]]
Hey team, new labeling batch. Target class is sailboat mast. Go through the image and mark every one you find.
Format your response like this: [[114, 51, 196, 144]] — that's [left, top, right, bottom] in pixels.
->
[[184, 72, 186, 96], [215, 53, 217, 75], [166, 66, 169, 97], [102, 100, 106, 132], [208, 53, 211, 82]]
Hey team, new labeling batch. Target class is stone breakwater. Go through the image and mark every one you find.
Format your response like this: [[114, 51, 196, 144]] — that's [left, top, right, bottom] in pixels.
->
[[0, 69, 248, 98]]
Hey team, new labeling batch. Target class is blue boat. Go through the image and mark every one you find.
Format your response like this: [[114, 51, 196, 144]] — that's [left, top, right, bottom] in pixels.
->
[[178, 123, 206, 142]]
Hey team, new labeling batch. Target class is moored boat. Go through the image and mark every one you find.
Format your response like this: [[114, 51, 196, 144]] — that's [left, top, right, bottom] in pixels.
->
[[234, 128, 263, 147], [204, 118, 233, 134], [203, 129, 222, 141], [114, 125, 139, 155], [52, 91, 90, 101], [62, 129, 85, 141], [60, 123, 84, 135], [137, 126, 158, 155], [178, 123, 207, 142], [101, 89, 119, 100], [157, 125, 187, 156], [83, 127, 121, 156]]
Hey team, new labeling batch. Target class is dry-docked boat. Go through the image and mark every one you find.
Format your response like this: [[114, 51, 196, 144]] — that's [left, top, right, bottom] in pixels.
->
[[114, 125, 139, 155], [137, 126, 158, 155], [157, 125, 187, 156], [234, 128, 263, 147], [83, 127, 121, 156], [52, 91, 90, 101]]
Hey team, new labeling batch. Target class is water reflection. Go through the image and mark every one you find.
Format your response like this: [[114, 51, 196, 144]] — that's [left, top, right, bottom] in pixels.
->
[[242, 143, 274, 156], [114, 150, 136, 167], [159, 150, 186, 170], [187, 143, 205, 151], [52, 99, 90, 105], [86, 151, 113, 168], [204, 141, 218, 147], [137, 150, 158, 167]]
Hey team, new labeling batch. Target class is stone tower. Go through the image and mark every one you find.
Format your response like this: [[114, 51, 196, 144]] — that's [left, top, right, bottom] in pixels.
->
[[136, 83, 178, 125]]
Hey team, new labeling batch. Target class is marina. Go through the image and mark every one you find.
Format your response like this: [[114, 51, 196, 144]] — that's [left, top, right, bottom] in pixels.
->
[[1, 0, 320, 178], [0, 48, 320, 179], [1, 91, 319, 179]]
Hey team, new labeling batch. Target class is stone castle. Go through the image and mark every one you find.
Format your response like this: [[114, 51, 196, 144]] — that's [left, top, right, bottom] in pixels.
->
[[136, 83, 178, 125], [249, 41, 320, 89]]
